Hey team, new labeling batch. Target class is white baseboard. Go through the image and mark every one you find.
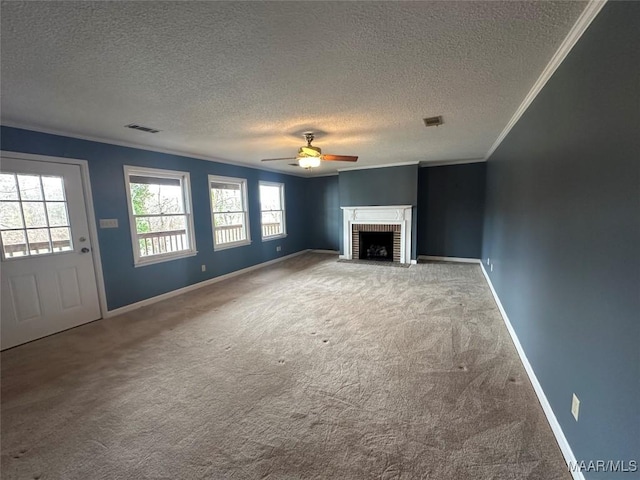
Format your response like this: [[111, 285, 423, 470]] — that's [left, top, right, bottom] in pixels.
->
[[105, 250, 310, 318], [480, 264, 583, 480], [418, 255, 481, 264], [310, 249, 339, 254]]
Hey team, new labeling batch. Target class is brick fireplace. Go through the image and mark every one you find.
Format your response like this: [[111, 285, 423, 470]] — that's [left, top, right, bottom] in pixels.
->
[[340, 206, 413, 264], [353, 224, 401, 262]]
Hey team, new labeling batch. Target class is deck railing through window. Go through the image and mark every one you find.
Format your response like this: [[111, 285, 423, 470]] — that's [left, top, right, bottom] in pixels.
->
[[4, 223, 285, 259], [214, 223, 281, 245], [261, 222, 281, 238], [214, 224, 244, 245], [3, 240, 72, 258], [138, 229, 187, 257]]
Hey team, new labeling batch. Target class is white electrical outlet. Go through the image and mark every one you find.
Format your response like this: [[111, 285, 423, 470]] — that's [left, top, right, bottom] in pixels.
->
[[276, 245, 281, 252], [571, 393, 580, 421], [487, 257, 490, 265], [490, 263, 493, 272], [201, 265, 206, 272]]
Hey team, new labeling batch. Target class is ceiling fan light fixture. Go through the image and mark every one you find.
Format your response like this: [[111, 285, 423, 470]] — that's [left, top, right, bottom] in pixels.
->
[[261, 131, 357, 166], [297, 156, 321, 169]]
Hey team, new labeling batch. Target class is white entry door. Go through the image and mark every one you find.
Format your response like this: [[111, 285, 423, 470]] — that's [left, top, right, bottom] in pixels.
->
[[1, 156, 101, 350]]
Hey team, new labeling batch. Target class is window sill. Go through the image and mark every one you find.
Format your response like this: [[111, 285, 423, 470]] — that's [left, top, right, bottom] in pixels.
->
[[261, 233, 287, 242], [214, 240, 252, 251], [134, 250, 198, 267]]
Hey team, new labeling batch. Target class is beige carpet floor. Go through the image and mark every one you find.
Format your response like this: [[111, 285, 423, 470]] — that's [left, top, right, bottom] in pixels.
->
[[1, 253, 570, 480]]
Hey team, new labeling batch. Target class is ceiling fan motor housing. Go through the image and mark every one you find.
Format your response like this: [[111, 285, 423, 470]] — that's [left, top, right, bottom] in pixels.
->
[[298, 145, 322, 157]]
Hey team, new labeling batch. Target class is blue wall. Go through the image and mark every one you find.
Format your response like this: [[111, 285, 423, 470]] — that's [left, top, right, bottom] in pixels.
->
[[482, 2, 639, 476], [1, 126, 309, 310], [338, 165, 419, 258], [306, 175, 340, 251], [417, 163, 486, 259], [338, 164, 418, 207]]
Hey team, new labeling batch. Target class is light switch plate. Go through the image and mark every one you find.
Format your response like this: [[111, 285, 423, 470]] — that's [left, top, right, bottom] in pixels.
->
[[99, 218, 118, 229], [571, 393, 580, 421]]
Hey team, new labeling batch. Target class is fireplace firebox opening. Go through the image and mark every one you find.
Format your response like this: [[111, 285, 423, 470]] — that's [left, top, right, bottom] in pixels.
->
[[359, 231, 394, 262]]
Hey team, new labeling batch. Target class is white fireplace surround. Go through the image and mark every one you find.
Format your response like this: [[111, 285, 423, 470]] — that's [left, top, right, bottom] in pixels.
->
[[340, 205, 413, 264]]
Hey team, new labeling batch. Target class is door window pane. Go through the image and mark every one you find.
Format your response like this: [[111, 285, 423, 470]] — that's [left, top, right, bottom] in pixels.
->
[[22, 202, 48, 228], [0, 202, 24, 229], [0, 173, 74, 259], [1, 230, 27, 257], [42, 176, 65, 201], [0, 174, 19, 200], [17, 175, 43, 200], [50, 227, 73, 251], [27, 228, 52, 255], [46, 202, 70, 226]]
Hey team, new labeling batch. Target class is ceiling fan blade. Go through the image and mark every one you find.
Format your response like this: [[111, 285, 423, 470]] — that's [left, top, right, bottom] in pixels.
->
[[322, 154, 358, 162], [261, 157, 297, 162]]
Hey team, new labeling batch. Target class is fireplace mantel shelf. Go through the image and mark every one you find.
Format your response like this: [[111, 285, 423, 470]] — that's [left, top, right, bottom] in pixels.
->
[[340, 206, 413, 264]]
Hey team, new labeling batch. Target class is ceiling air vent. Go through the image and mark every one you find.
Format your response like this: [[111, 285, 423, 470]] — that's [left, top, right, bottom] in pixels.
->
[[125, 123, 160, 133], [423, 116, 443, 127]]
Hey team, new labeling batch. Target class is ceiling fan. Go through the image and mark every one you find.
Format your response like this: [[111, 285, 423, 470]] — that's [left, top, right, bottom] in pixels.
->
[[261, 132, 358, 169]]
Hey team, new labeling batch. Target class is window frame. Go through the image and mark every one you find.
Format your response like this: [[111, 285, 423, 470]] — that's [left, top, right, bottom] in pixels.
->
[[259, 181, 287, 241], [209, 175, 251, 251], [123, 165, 197, 267]]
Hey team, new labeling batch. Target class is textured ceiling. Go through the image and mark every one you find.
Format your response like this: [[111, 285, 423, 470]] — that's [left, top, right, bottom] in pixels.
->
[[1, 1, 587, 176]]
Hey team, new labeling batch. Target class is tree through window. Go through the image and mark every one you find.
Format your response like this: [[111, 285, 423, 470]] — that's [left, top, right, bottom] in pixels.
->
[[209, 176, 250, 249], [124, 166, 196, 265], [259, 181, 286, 240]]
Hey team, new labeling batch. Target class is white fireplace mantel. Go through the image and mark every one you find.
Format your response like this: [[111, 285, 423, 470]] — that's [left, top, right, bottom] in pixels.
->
[[340, 205, 413, 264]]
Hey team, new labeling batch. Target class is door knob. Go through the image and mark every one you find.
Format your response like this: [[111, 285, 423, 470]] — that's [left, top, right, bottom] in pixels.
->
[[81, 247, 90, 253]]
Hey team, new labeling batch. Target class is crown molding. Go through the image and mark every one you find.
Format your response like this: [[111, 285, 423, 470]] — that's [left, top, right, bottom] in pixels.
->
[[0, 121, 308, 178], [308, 172, 340, 178], [337, 161, 419, 173], [419, 158, 485, 168], [484, 0, 608, 161]]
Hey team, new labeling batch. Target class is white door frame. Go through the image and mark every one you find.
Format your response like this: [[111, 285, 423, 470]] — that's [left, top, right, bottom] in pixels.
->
[[1, 150, 108, 318]]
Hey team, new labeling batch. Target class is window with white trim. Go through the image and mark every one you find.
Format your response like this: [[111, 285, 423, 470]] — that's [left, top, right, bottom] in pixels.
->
[[124, 166, 196, 266], [259, 181, 286, 240], [209, 175, 250, 250]]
